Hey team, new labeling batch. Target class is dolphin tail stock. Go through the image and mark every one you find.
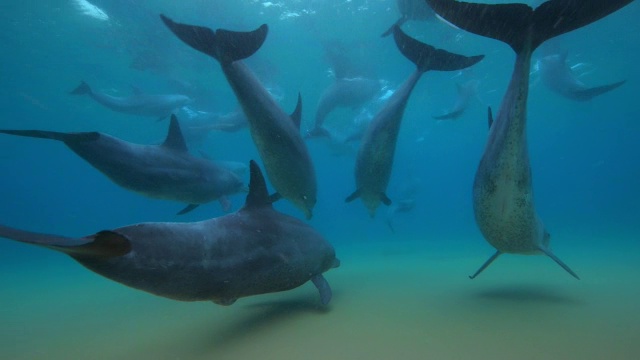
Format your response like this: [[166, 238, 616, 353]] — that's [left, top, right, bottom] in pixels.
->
[[537, 246, 580, 280], [0, 224, 131, 258], [469, 250, 501, 279], [426, 0, 633, 54], [571, 80, 626, 101], [69, 81, 92, 95], [0, 129, 99, 143], [391, 25, 483, 73], [160, 14, 268, 65]]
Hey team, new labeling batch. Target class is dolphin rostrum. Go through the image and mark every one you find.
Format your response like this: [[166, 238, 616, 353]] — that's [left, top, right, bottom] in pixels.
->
[[346, 25, 483, 217], [537, 51, 626, 101], [0, 161, 339, 306], [427, 0, 633, 279], [70, 81, 192, 120], [160, 15, 317, 219], [0, 115, 244, 215]]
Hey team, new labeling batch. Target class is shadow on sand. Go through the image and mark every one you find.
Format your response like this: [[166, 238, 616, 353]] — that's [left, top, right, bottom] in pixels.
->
[[470, 284, 584, 306]]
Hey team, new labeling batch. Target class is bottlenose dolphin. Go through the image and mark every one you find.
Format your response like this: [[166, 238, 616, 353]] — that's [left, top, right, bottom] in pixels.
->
[[70, 81, 192, 120], [432, 79, 480, 120], [381, 0, 436, 37], [427, 0, 633, 278], [537, 51, 626, 101], [160, 15, 317, 219], [346, 26, 483, 217], [0, 161, 339, 306], [386, 176, 420, 233], [0, 115, 244, 215]]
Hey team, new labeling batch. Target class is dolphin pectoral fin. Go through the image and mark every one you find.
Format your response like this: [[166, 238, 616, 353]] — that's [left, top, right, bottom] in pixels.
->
[[311, 274, 332, 305], [0, 129, 99, 143], [219, 196, 232, 212], [212, 298, 237, 306], [177, 204, 199, 215], [345, 189, 360, 203], [380, 193, 392, 206], [432, 108, 464, 120], [290, 93, 303, 130], [469, 251, 501, 279], [537, 246, 580, 280], [269, 192, 282, 203], [570, 80, 626, 101], [381, 17, 406, 38], [487, 106, 494, 129]]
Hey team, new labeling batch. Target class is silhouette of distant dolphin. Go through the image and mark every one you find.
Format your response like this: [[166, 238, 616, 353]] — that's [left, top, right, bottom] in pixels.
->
[[346, 26, 483, 217], [0, 115, 244, 215], [428, 0, 633, 279], [381, 0, 436, 37], [0, 161, 339, 305], [70, 81, 192, 120], [161, 15, 317, 219], [432, 79, 480, 120], [537, 51, 625, 101]]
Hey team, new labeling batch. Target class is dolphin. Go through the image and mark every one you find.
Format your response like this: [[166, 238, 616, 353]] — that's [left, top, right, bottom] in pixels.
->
[[0, 115, 244, 215], [432, 79, 480, 120], [381, 0, 436, 37], [537, 51, 626, 101], [70, 81, 192, 120], [0, 161, 339, 306], [346, 26, 483, 217], [427, 0, 633, 279], [306, 77, 382, 139], [386, 176, 420, 233], [160, 15, 317, 219]]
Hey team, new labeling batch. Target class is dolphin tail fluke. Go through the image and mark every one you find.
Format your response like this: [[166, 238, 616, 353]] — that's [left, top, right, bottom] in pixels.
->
[[0, 225, 131, 258], [0, 129, 99, 143], [311, 274, 333, 305], [160, 14, 268, 64], [70, 81, 92, 95], [571, 80, 626, 101], [538, 246, 580, 280], [469, 250, 501, 279], [392, 25, 483, 73], [426, 0, 633, 53]]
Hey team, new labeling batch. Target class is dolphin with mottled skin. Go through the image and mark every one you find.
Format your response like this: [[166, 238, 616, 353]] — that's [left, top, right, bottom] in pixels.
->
[[70, 81, 192, 120], [346, 26, 483, 217], [537, 51, 626, 101], [0, 161, 339, 306], [381, 0, 436, 37], [433, 79, 480, 120], [160, 15, 317, 219], [0, 115, 244, 215], [427, 0, 633, 278]]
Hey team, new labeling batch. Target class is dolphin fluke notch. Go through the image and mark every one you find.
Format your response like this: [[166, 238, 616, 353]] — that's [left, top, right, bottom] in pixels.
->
[[70, 81, 92, 95], [0, 225, 131, 258], [426, 0, 633, 53], [0, 129, 99, 143], [243, 160, 273, 209], [160, 14, 268, 65], [570, 80, 626, 101], [392, 25, 484, 72]]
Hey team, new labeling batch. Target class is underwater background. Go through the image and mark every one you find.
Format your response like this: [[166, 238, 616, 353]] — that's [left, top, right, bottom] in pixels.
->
[[0, 0, 639, 359]]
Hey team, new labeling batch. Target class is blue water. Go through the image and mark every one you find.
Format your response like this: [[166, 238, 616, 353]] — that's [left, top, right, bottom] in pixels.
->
[[1, 1, 639, 359]]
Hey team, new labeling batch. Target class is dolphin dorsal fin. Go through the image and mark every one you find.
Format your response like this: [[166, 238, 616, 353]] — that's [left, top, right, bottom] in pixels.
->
[[244, 160, 273, 209], [290, 93, 302, 130], [162, 115, 188, 152]]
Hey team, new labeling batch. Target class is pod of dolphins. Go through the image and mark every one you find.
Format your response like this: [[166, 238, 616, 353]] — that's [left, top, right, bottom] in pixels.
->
[[0, 0, 633, 307]]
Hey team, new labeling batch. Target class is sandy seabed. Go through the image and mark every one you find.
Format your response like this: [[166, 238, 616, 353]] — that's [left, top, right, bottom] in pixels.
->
[[1, 237, 639, 360]]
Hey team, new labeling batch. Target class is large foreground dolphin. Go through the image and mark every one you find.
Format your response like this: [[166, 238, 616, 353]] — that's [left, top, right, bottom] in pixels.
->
[[0, 161, 339, 305], [427, 0, 633, 279], [70, 81, 192, 120], [160, 15, 317, 219], [346, 26, 483, 216], [537, 51, 626, 101], [0, 115, 244, 215]]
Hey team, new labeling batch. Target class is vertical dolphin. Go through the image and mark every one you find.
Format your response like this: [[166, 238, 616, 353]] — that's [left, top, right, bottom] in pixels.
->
[[160, 15, 317, 219], [427, 0, 633, 278], [346, 26, 483, 217]]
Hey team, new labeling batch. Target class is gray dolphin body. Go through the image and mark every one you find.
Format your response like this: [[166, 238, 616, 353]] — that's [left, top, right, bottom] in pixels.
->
[[346, 26, 483, 217], [0, 116, 244, 215], [381, 0, 436, 37], [537, 52, 626, 101], [427, 0, 633, 278], [433, 79, 480, 120], [306, 77, 382, 139], [0, 161, 338, 305], [70, 81, 192, 119], [160, 16, 317, 219]]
